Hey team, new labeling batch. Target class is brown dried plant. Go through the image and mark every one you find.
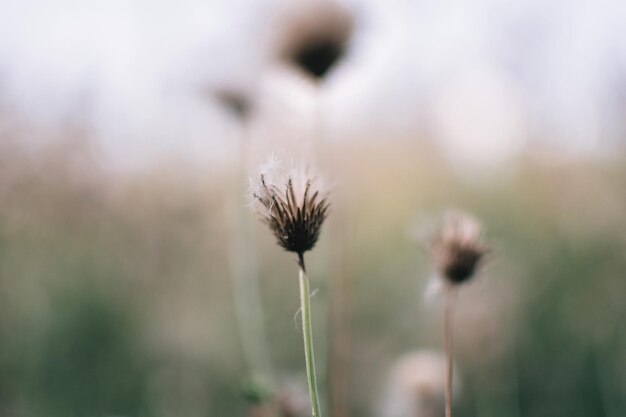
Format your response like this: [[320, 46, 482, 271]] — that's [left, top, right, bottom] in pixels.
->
[[428, 210, 490, 417], [251, 160, 329, 417], [253, 173, 329, 261]]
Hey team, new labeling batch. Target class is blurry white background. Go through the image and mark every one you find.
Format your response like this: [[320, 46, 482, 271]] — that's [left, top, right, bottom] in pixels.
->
[[1, 0, 625, 169]]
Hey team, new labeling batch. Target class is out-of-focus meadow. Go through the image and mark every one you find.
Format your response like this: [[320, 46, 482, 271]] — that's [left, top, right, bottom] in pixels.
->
[[2, 1, 626, 417], [0, 124, 625, 417]]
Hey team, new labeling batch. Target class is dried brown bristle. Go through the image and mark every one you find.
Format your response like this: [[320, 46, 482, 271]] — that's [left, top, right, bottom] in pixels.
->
[[253, 174, 329, 255]]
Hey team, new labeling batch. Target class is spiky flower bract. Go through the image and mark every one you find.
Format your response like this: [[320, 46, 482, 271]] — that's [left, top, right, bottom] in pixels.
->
[[430, 211, 489, 285], [252, 163, 329, 256]]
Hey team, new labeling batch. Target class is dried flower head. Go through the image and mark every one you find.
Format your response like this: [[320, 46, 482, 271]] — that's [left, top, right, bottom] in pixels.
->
[[214, 88, 253, 120], [251, 163, 329, 256], [430, 211, 489, 285], [274, 0, 354, 82], [275, 379, 311, 417], [380, 350, 460, 417]]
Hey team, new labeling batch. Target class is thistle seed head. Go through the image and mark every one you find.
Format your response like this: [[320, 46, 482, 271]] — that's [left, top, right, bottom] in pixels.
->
[[251, 163, 329, 255], [430, 211, 489, 285], [274, 0, 354, 82]]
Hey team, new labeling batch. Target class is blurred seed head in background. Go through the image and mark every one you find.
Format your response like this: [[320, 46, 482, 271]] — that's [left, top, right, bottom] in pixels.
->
[[275, 378, 311, 417], [380, 351, 460, 417], [272, 0, 354, 83], [213, 87, 255, 122], [429, 211, 489, 286]]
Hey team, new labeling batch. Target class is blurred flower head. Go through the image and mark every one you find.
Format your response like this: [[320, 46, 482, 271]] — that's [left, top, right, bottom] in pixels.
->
[[429, 210, 489, 285], [273, 0, 354, 82], [251, 157, 329, 255], [275, 378, 311, 417], [380, 350, 460, 417], [213, 87, 254, 121]]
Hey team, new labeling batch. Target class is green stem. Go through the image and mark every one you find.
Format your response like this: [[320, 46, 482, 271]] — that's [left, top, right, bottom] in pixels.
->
[[298, 253, 321, 417]]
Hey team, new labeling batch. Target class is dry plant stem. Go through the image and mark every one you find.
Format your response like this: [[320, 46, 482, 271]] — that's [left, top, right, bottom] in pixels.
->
[[229, 122, 274, 382], [317, 87, 348, 417], [298, 253, 322, 417], [328, 214, 351, 417], [444, 284, 457, 417], [314, 87, 325, 159]]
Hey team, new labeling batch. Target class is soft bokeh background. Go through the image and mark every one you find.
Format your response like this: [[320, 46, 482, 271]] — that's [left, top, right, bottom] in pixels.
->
[[0, 1, 625, 417]]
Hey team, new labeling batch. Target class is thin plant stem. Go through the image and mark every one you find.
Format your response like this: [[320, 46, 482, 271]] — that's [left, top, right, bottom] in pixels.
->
[[444, 284, 457, 417], [316, 85, 350, 417], [229, 121, 274, 384], [327, 210, 351, 417], [298, 253, 322, 417]]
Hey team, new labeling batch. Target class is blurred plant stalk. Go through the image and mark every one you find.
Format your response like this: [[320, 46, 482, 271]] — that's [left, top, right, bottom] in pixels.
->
[[444, 285, 457, 417], [326, 157, 353, 417], [318, 92, 352, 417], [228, 118, 275, 394]]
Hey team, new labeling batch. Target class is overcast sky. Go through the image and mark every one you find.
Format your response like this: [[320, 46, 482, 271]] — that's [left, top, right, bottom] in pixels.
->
[[1, 0, 625, 169]]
